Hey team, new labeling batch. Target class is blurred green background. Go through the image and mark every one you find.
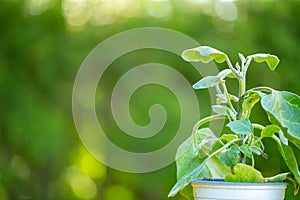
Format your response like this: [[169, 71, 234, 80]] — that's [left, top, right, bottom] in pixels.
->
[[1, 0, 300, 199]]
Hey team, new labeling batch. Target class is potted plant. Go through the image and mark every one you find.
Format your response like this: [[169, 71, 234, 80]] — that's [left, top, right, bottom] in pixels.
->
[[168, 46, 300, 200]]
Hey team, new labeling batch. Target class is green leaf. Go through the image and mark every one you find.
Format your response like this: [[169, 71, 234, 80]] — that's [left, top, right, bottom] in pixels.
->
[[247, 53, 280, 70], [264, 172, 291, 182], [212, 105, 235, 118], [239, 53, 246, 64], [216, 94, 227, 104], [192, 69, 236, 90], [206, 156, 231, 178], [182, 46, 227, 63], [226, 118, 253, 135], [194, 128, 219, 158], [220, 145, 241, 167], [169, 155, 230, 197], [212, 105, 227, 115], [168, 159, 209, 197], [192, 76, 219, 89], [175, 135, 204, 179], [261, 90, 300, 146], [279, 130, 288, 145], [261, 124, 280, 137], [225, 163, 264, 182], [289, 178, 300, 196], [265, 172, 298, 195], [239, 145, 252, 158], [169, 128, 230, 197], [179, 185, 193, 200], [251, 146, 263, 156], [217, 69, 235, 79], [273, 137, 300, 188], [239, 91, 261, 118], [220, 134, 238, 142]]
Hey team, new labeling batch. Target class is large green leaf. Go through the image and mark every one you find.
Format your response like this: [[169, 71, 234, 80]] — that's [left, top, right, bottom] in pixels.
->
[[226, 118, 253, 135], [261, 90, 300, 146], [182, 46, 227, 63], [168, 158, 210, 197], [273, 136, 300, 186], [194, 128, 219, 158], [175, 135, 204, 179], [178, 156, 231, 200], [179, 185, 193, 200], [169, 128, 230, 197], [247, 53, 280, 70], [169, 132, 210, 198], [279, 130, 288, 145]]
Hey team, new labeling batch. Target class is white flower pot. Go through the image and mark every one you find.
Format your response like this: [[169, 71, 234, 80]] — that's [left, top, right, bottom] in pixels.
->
[[192, 178, 288, 200]]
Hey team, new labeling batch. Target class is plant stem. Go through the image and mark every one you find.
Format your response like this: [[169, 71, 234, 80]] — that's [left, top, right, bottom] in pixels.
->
[[239, 77, 246, 98], [253, 123, 265, 130], [235, 57, 246, 119], [220, 81, 237, 120], [272, 134, 281, 144], [251, 154, 255, 167], [252, 136, 264, 146], [251, 86, 273, 94], [192, 115, 226, 143], [251, 124, 265, 146], [229, 94, 239, 102], [243, 57, 252, 74], [226, 57, 240, 79], [236, 63, 247, 162]]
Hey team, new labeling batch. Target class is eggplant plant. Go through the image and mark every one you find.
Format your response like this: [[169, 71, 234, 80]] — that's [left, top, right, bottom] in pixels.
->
[[168, 46, 300, 199]]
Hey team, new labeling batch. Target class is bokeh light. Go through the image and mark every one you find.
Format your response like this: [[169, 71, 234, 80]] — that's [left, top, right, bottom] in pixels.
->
[[103, 185, 135, 200], [27, 0, 54, 15], [214, 0, 238, 22], [66, 166, 98, 199], [144, 0, 172, 18]]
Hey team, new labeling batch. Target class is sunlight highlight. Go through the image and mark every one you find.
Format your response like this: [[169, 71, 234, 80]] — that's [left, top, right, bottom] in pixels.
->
[[80, 151, 107, 179], [27, 0, 54, 15], [62, 0, 174, 28], [214, 0, 238, 22], [189, 0, 210, 4], [62, 0, 142, 27], [144, 0, 172, 18], [62, 0, 90, 27], [66, 167, 98, 199]]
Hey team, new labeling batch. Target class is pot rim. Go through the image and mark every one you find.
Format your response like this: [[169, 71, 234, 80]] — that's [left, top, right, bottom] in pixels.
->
[[192, 178, 289, 186]]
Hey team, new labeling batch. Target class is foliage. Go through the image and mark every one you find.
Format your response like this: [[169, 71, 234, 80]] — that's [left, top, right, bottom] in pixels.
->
[[168, 46, 300, 198], [1, 1, 300, 200]]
